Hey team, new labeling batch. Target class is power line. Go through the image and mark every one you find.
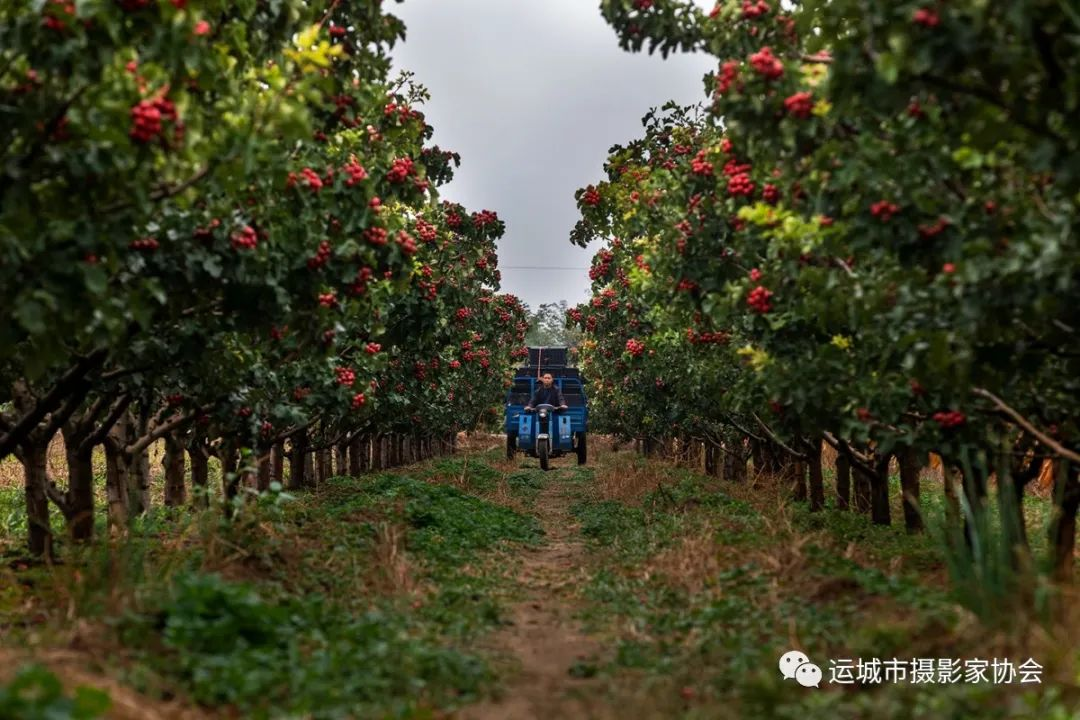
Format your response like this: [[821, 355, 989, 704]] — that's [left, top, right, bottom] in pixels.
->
[[499, 266, 590, 270]]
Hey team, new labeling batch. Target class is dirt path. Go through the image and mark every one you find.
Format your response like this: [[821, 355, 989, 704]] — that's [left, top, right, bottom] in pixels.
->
[[459, 469, 605, 720]]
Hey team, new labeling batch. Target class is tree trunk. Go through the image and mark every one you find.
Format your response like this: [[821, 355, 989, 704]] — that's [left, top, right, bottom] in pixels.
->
[[807, 439, 824, 512], [853, 455, 871, 515], [1051, 464, 1080, 583], [221, 448, 240, 516], [256, 449, 271, 492], [22, 438, 53, 559], [896, 446, 924, 533], [835, 452, 851, 511], [61, 427, 95, 542], [704, 445, 718, 476], [163, 433, 186, 507], [104, 439, 129, 529], [790, 460, 808, 502], [869, 455, 892, 526], [288, 430, 308, 490], [271, 441, 285, 488], [316, 447, 331, 483], [189, 443, 210, 508], [304, 446, 315, 487], [335, 442, 347, 477], [349, 435, 363, 475]]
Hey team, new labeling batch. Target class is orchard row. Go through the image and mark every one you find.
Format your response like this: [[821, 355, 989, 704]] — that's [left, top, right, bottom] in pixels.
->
[[571, 1, 1080, 582], [0, 1, 526, 557]]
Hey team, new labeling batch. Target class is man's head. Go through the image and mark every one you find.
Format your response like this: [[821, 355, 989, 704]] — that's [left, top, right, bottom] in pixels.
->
[[541, 373, 554, 388]]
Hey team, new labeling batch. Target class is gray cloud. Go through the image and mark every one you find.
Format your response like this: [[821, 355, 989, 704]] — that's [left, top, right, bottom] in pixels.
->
[[390, 0, 716, 310]]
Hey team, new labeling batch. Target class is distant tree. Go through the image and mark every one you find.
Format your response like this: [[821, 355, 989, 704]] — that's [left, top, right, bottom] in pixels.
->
[[525, 301, 582, 349]]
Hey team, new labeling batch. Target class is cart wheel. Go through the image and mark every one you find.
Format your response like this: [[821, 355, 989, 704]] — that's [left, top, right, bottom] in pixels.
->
[[576, 432, 587, 465], [538, 441, 549, 471], [506, 432, 517, 460]]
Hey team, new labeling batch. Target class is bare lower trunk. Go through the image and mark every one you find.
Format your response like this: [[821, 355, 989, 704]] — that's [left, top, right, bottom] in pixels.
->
[[316, 447, 330, 483], [271, 442, 284, 488], [807, 440, 824, 512], [163, 433, 186, 507], [22, 438, 53, 559], [790, 460, 807, 502], [335, 442, 347, 477], [288, 430, 308, 490], [853, 456, 871, 515], [221, 448, 239, 517], [897, 446, 924, 533], [835, 453, 851, 511], [256, 449, 271, 492], [61, 431, 95, 542], [1051, 464, 1080, 583], [104, 440, 129, 529], [704, 445, 718, 477], [189, 443, 209, 508], [869, 455, 891, 526], [349, 434, 363, 475]]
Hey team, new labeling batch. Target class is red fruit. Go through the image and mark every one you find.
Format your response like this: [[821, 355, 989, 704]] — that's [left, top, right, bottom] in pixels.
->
[[237, 406, 252, 418], [625, 339, 645, 357], [635, 0, 653, 9], [749, 268, 763, 281], [364, 227, 388, 246], [909, 379, 926, 395], [746, 285, 773, 313], [783, 91, 813, 118], [581, 187, 601, 206], [336, 367, 356, 387], [351, 392, 366, 409], [193, 20, 211, 36], [129, 236, 160, 251], [387, 157, 415, 183], [933, 410, 965, 429], [396, 231, 418, 255], [749, 47, 783, 80], [329, 25, 346, 37], [741, 0, 768, 19], [870, 200, 900, 221], [762, 183, 780, 204], [913, 8, 939, 27], [942, 262, 956, 275], [856, 407, 872, 422], [691, 150, 714, 176], [727, 172, 755, 197], [716, 60, 740, 95], [231, 225, 258, 250], [318, 292, 337, 308], [129, 101, 162, 143]]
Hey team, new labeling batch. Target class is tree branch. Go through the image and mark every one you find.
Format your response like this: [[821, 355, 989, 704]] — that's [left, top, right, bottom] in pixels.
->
[[750, 412, 808, 460], [973, 387, 1080, 464]]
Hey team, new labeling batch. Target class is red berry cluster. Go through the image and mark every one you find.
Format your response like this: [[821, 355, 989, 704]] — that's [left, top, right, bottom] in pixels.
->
[[856, 407, 873, 422], [456, 307, 471, 321], [351, 392, 367, 409], [369, 197, 383, 213], [933, 410, 966, 428], [260, 420, 274, 436], [129, 236, 160, 251], [749, 47, 783, 79], [762, 184, 780, 204], [287, 167, 323, 192], [336, 367, 356, 386], [676, 278, 698, 292], [742, 0, 769, 18], [589, 249, 614, 280], [449, 359, 462, 369], [582, 187, 601, 206], [364, 227, 388, 246], [691, 150, 714, 176], [396, 231, 417, 255], [716, 60, 740, 95], [293, 386, 311, 401], [913, 8, 940, 27], [237, 406, 253, 418], [686, 329, 730, 345], [328, 25, 346, 37], [625, 338, 645, 357], [445, 211, 463, 230], [635, 0, 653, 9], [727, 172, 755, 197], [386, 157, 414, 183], [909, 379, 926, 395], [365, 342, 381, 355], [307, 241, 332, 270], [415, 219, 438, 242], [918, 217, 950, 239], [166, 393, 184, 406], [472, 210, 499, 227], [318, 292, 337, 308], [231, 225, 258, 250], [270, 325, 286, 341], [130, 101, 163, 143], [746, 285, 773, 313], [749, 268, 763, 281], [344, 159, 368, 186], [350, 266, 374, 296], [784, 91, 813, 118], [43, 0, 76, 31], [870, 200, 900, 221], [942, 262, 956, 275]]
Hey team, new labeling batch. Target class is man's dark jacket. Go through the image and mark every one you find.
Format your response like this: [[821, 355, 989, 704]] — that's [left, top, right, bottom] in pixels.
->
[[529, 384, 566, 407]]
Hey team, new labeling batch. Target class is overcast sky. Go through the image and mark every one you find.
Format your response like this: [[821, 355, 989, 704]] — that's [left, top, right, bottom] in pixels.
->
[[390, 0, 716, 311]]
